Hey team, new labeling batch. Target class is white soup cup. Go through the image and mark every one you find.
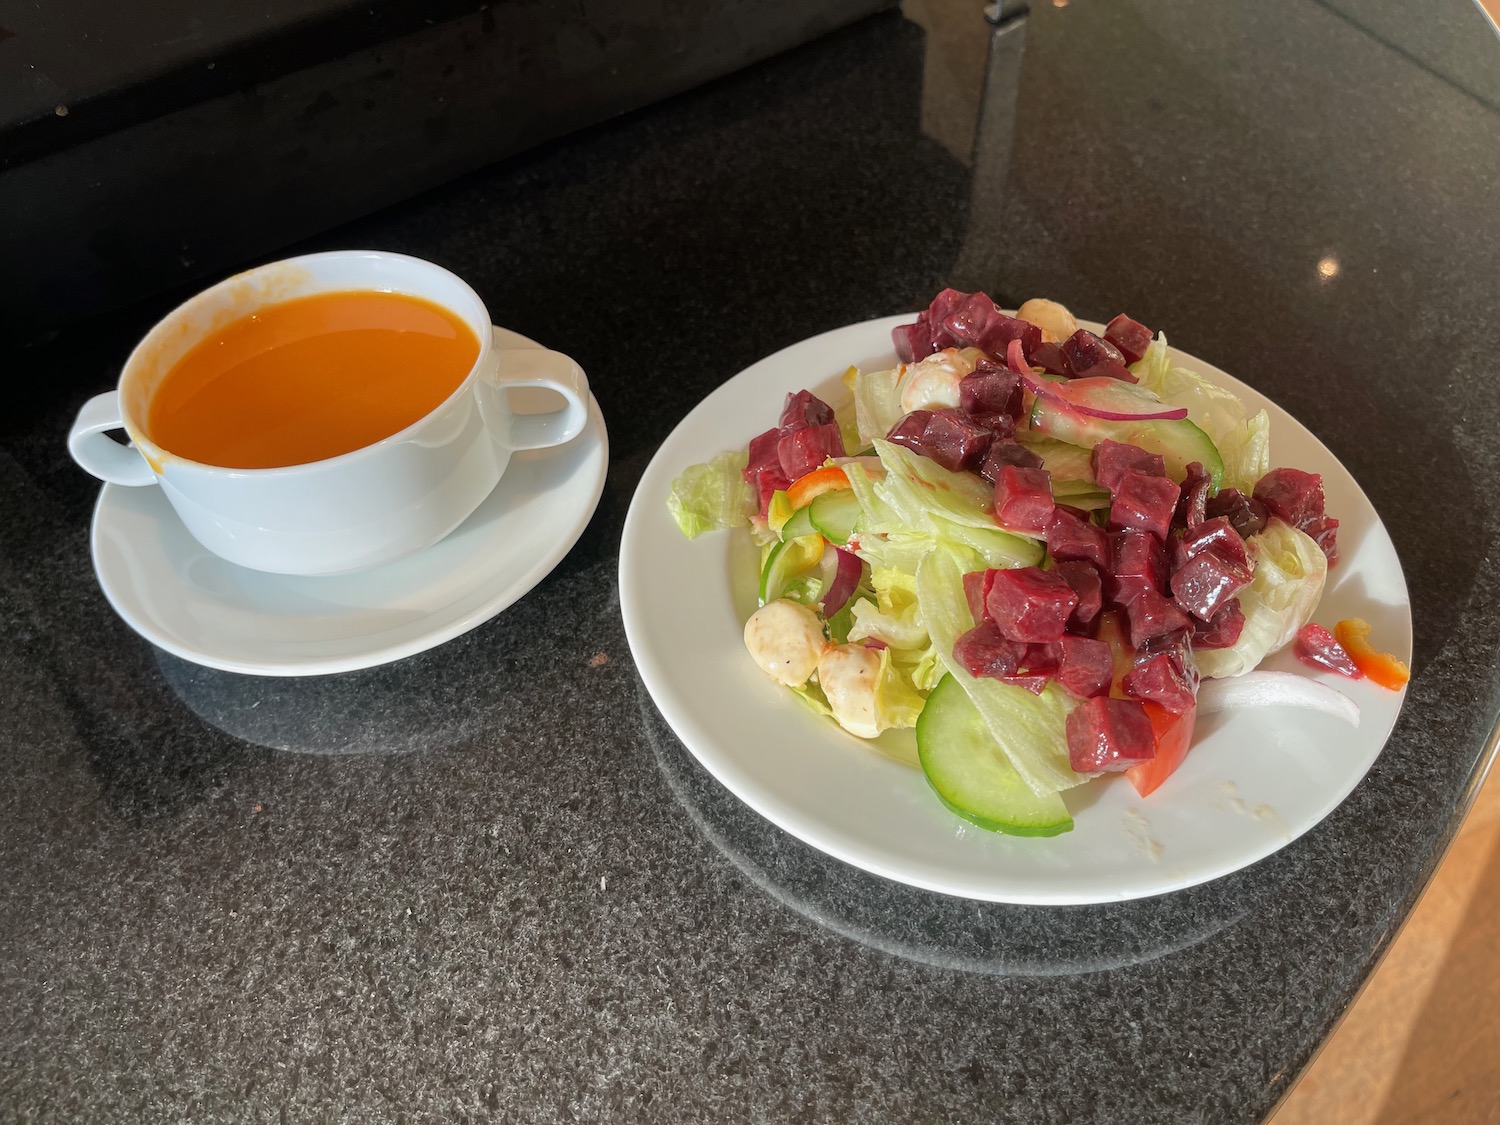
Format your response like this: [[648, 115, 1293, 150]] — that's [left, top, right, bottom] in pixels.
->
[[68, 250, 590, 576]]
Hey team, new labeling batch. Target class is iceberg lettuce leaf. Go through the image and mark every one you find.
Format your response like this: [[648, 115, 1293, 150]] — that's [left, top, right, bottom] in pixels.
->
[[848, 566, 928, 650], [1197, 519, 1328, 679], [873, 439, 1000, 531], [842, 461, 903, 535], [835, 366, 863, 454], [1132, 333, 1270, 494], [667, 450, 753, 539], [789, 679, 834, 719], [875, 646, 928, 730], [855, 367, 906, 447]]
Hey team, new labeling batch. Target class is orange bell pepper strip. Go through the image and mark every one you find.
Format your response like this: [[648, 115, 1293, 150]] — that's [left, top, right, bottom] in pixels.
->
[[1334, 618, 1411, 690], [785, 465, 850, 509]]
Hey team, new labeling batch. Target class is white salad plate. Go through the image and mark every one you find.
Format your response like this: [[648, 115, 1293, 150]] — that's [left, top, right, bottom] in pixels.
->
[[620, 314, 1411, 905], [92, 328, 609, 677]]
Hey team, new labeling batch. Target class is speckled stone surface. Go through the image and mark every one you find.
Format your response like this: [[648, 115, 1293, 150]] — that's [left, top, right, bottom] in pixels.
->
[[4, 5, 1500, 1123]]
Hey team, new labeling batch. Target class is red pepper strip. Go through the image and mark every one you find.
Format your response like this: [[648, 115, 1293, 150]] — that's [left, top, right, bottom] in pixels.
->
[[1126, 702, 1197, 798]]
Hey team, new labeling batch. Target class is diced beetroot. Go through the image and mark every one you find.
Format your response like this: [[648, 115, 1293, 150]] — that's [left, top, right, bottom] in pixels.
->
[[998, 643, 1062, 697], [894, 289, 1047, 367], [1137, 625, 1196, 671], [1295, 623, 1363, 678], [995, 466, 1055, 535], [985, 567, 1079, 644], [1053, 560, 1104, 633], [1254, 468, 1339, 564], [1306, 516, 1341, 568], [996, 674, 1047, 695], [939, 292, 1005, 348], [745, 420, 790, 515], [1174, 516, 1250, 571], [953, 621, 1026, 679], [752, 469, 791, 516], [1066, 697, 1156, 772], [1174, 461, 1213, 532], [1063, 329, 1123, 367], [1029, 341, 1072, 377], [1204, 488, 1268, 539], [971, 313, 1042, 364], [888, 408, 1002, 476], [1191, 600, 1245, 649], [978, 439, 1043, 485], [932, 292, 1042, 362], [962, 570, 994, 624], [1111, 531, 1168, 597], [1253, 468, 1325, 528], [1108, 471, 1181, 540], [778, 422, 844, 481], [968, 411, 1017, 442], [746, 427, 782, 475], [1020, 642, 1061, 676], [892, 289, 966, 362], [1046, 508, 1110, 570], [1103, 314, 1154, 365], [1056, 635, 1113, 698], [885, 411, 933, 455], [984, 319, 1044, 365], [892, 321, 936, 364], [1122, 652, 1196, 714], [1119, 586, 1193, 648], [1092, 440, 1167, 493], [779, 390, 836, 431], [959, 362, 1023, 419], [1061, 330, 1137, 383], [921, 409, 995, 473], [1170, 548, 1253, 623]]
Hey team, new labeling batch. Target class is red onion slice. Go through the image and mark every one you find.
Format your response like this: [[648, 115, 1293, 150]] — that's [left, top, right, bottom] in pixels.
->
[[1006, 338, 1029, 375], [822, 546, 864, 617], [1020, 364, 1189, 422]]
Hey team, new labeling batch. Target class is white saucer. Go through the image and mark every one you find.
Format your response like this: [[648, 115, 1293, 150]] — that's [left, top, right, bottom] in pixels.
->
[[92, 334, 608, 677]]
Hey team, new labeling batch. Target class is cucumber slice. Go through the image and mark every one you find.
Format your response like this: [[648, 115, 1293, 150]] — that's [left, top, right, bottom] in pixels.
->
[[779, 505, 817, 542], [808, 489, 861, 544], [759, 534, 824, 604], [1029, 397, 1224, 489], [1016, 433, 1096, 483], [1050, 482, 1111, 512], [916, 674, 1074, 837]]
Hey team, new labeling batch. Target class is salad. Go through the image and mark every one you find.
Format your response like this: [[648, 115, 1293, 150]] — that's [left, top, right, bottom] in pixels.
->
[[667, 291, 1408, 837]]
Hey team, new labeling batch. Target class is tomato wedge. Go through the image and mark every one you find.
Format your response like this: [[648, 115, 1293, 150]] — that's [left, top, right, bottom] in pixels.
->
[[1335, 617, 1411, 690], [785, 465, 849, 510], [1126, 702, 1197, 798]]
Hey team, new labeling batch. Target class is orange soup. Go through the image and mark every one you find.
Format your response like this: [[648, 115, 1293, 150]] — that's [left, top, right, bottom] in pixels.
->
[[147, 290, 481, 469]]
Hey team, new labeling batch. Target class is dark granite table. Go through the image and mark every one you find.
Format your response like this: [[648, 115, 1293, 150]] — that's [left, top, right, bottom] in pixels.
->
[[4, 3, 1500, 1122]]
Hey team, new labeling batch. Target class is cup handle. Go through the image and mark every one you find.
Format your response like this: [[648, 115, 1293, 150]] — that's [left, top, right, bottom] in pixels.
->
[[68, 392, 157, 486], [484, 341, 591, 452]]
